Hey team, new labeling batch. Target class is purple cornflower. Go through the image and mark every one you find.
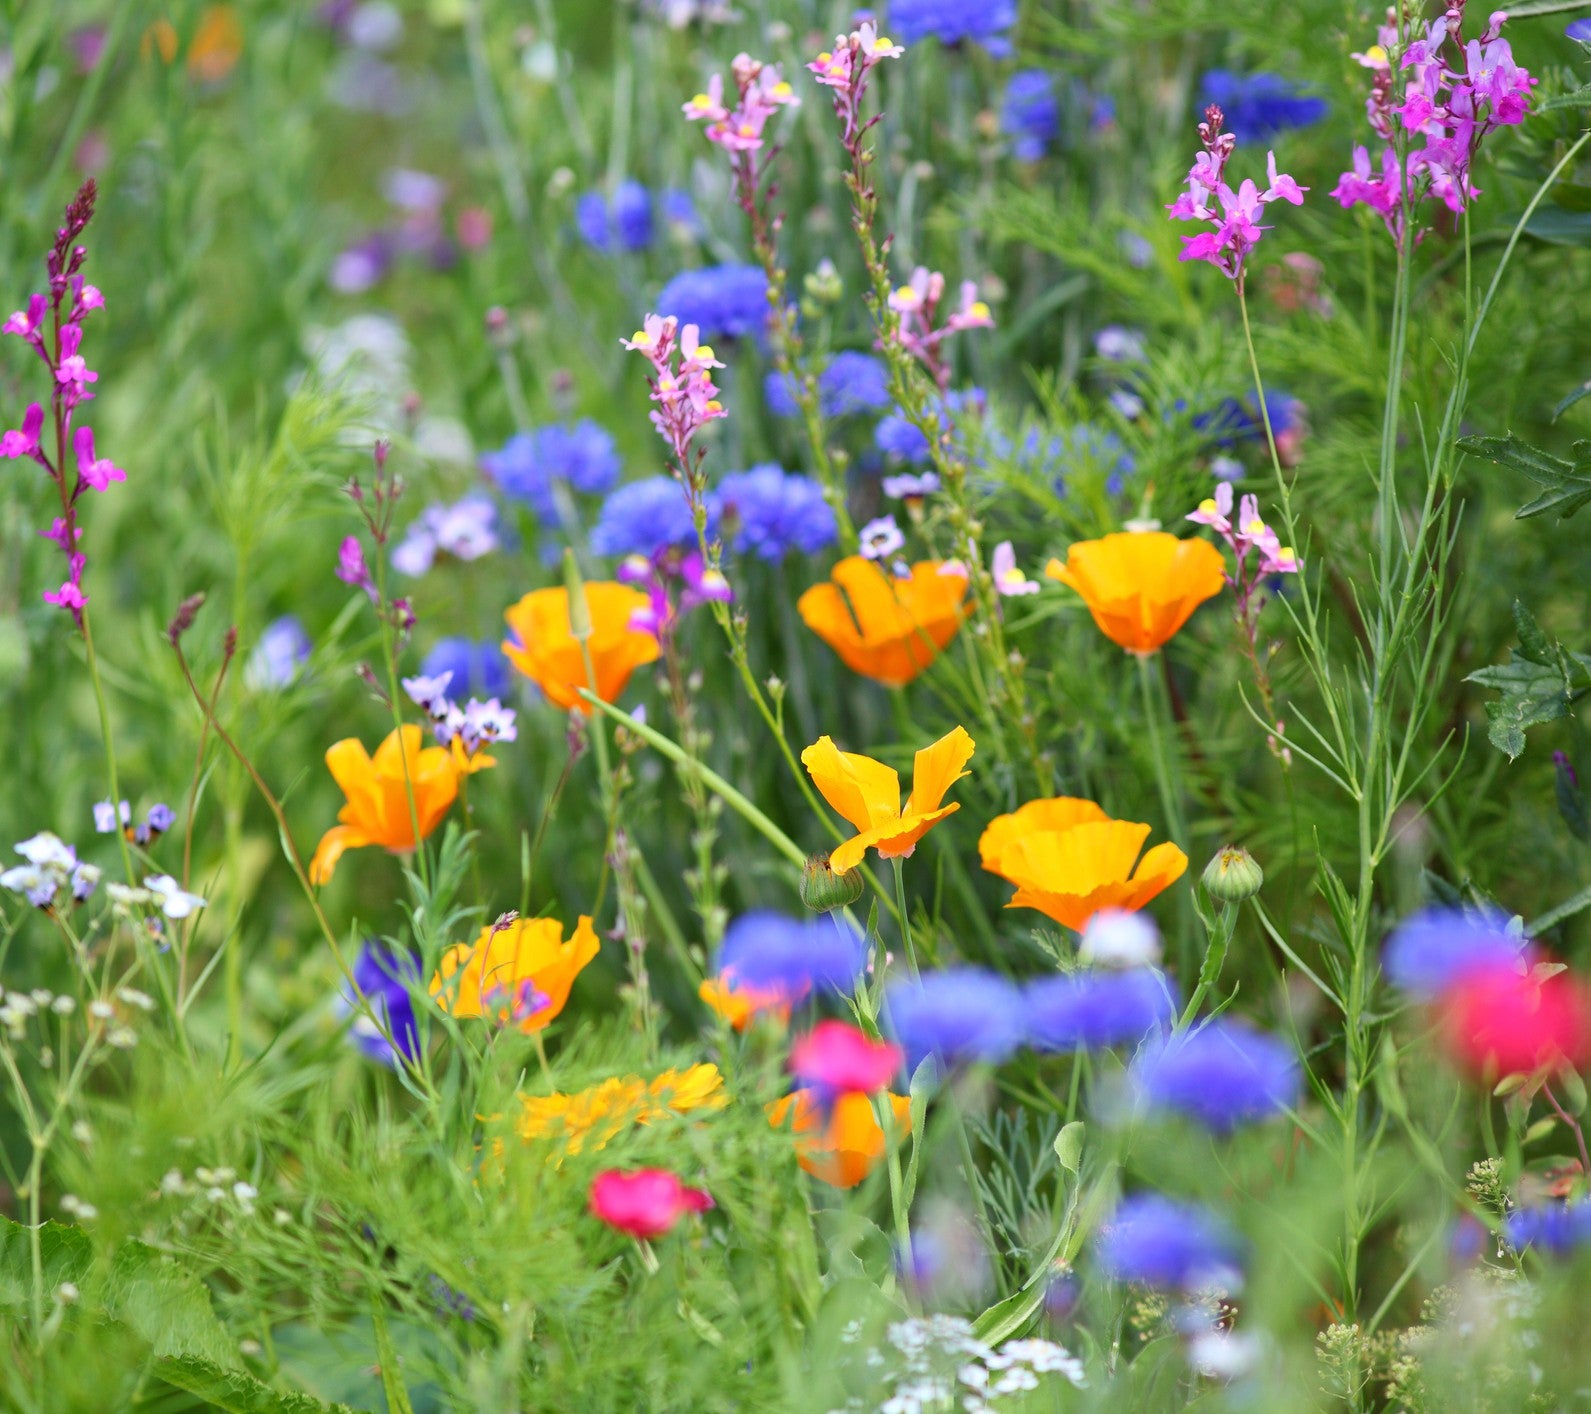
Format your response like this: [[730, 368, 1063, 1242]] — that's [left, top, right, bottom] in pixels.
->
[[1505, 1201, 1591, 1257], [653, 266, 768, 342], [764, 351, 891, 419], [591, 475, 713, 558], [419, 637, 510, 701], [402, 671, 455, 718], [1095, 1194, 1242, 1290], [342, 940, 422, 1067], [716, 464, 837, 559], [245, 616, 312, 690], [575, 179, 656, 253], [884, 968, 1024, 1072], [1168, 107, 1305, 282], [481, 419, 621, 523], [1197, 71, 1327, 141], [4, 181, 119, 626], [716, 911, 867, 997], [888, 0, 1017, 54], [1001, 71, 1060, 160], [437, 697, 518, 757], [881, 471, 940, 501], [1382, 906, 1526, 999], [391, 495, 499, 576], [1024, 970, 1179, 1051], [1129, 1021, 1300, 1132], [93, 800, 130, 834]]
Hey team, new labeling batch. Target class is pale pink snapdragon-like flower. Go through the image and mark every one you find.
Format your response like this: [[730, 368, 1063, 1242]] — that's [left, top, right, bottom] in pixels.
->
[[991, 541, 1040, 597], [683, 54, 798, 154], [622, 312, 730, 525], [1167, 107, 1305, 283], [807, 22, 904, 150], [887, 267, 995, 391]]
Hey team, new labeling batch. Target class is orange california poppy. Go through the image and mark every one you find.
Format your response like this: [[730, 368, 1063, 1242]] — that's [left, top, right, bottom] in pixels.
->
[[502, 583, 660, 713], [430, 915, 599, 1033], [187, 6, 242, 83], [766, 1089, 912, 1189], [309, 726, 459, 885], [698, 973, 796, 1030], [1045, 531, 1225, 654], [978, 796, 1188, 932], [797, 556, 968, 686], [803, 726, 975, 874]]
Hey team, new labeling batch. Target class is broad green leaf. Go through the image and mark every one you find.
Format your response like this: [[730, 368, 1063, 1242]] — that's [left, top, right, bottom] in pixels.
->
[[0, 1217, 91, 1312], [104, 1239, 238, 1368], [156, 1356, 362, 1414], [1052, 1121, 1084, 1178]]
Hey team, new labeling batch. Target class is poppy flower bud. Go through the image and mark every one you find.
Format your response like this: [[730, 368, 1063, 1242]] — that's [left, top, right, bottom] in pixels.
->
[[1202, 845, 1263, 904], [800, 851, 864, 913]]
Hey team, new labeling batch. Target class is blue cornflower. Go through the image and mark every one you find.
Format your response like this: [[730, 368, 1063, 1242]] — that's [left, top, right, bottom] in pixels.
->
[[660, 188, 699, 236], [1571, 18, 1591, 42], [1505, 1201, 1591, 1257], [717, 464, 837, 560], [1002, 71, 1060, 161], [575, 179, 655, 253], [481, 420, 621, 520], [1381, 907, 1525, 1000], [1024, 970, 1179, 1051], [764, 352, 891, 419], [420, 637, 511, 701], [656, 264, 769, 341], [341, 940, 422, 1068], [1129, 1021, 1300, 1132], [1197, 70, 1328, 142], [876, 389, 985, 465], [891, 0, 1018, 53], [1191, 391, 1299, 447], [245, 616, 311, 690], [1095, 1194, 1242, 1290], [716, 911, 868, 996], [884, 967, 1024, 1072], [590, 475, 711, 557]]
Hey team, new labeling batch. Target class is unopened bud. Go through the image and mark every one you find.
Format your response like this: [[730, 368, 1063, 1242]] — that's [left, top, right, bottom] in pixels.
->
[[1202, 845, 1263, 904], [166, 593, 205, 645], [800, 852, 865, 913], [804, 258, 843, 305]]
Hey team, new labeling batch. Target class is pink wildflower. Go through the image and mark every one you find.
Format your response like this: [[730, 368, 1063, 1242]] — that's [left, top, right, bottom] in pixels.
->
[[72, 425, 124, 492], [589, 1168, 713, 1240], [789, 1020, 903, 1096], [991, 541, 1040, 597], [1, 403, 44, 459]]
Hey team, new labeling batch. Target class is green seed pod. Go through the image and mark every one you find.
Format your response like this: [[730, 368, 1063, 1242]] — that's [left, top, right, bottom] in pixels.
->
[[800, 852, 864, 913], [562, 547, 592, 641], [1202, 845, 1264, 904]]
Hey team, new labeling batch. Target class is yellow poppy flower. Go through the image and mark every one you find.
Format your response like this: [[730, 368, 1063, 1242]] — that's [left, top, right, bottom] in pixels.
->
[[802, 727, 975, 874], [979, 796, 1188, 931], [308, 726, 459, 885], [797, 556, 968, 686], [429, 915, 599, 1033], [766, 1089, 913, 1189], [1045, 531, 1225, 654], [501, 582, 660, 713]]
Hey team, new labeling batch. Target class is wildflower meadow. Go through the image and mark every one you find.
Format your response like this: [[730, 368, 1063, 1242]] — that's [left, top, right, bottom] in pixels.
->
[[6, 0, 1591, 1409]]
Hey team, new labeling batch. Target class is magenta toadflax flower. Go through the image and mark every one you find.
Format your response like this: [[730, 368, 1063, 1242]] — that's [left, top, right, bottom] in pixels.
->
[[2, 181, 121, 627], [617, 548, 732, 644], [991, 541, 1039, 597], [1167, 107, 1305, 284], [1333, 7, 1535, 248], [683, 53, 798, 157]]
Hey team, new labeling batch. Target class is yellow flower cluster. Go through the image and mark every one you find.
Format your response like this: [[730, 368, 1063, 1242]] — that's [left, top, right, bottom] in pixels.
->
[[515, 1063, 727, 1155]]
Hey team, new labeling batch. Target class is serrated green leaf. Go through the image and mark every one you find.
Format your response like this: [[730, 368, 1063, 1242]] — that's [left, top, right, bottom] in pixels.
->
[[1467, 653, 1575, 759], [1455, 433, 1591, 519], [104, 1239, 239, 1368], [1513, 600, 1555, 665]]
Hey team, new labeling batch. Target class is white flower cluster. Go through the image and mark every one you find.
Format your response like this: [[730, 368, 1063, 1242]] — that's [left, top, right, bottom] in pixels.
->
[[830, 1315, 1087, 1414], [158, 1166, 264, 1218]]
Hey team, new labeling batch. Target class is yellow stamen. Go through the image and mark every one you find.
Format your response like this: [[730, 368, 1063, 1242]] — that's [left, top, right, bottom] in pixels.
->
[[1198, 498, 1218, 515]]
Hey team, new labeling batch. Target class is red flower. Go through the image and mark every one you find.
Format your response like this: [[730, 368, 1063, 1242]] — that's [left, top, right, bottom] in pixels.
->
[[588, 1168, 713, 1240], [789, 1020, 902, 1095], [1438, 963, 1591, 1078]]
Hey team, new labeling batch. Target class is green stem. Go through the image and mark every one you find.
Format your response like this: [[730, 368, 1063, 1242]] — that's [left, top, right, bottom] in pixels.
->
[[1135, 651, 1186, 850], [891, 857, 919, 977]]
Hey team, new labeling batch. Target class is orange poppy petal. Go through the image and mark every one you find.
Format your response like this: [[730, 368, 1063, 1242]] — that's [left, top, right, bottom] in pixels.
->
[[310, 823, 371, 886], [905, 726, 976, 816], [801, 736, 901, 834]]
